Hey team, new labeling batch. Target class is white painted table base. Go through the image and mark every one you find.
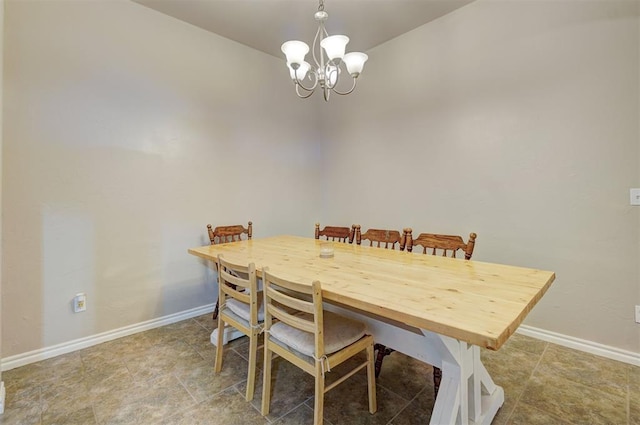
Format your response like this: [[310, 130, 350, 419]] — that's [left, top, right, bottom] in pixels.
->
[[326, 304, 504, 425], [210, 326, 245, 346]]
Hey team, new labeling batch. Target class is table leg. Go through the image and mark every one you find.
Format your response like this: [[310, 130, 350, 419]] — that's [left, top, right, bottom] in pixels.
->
[[426, 331, 504, 425]]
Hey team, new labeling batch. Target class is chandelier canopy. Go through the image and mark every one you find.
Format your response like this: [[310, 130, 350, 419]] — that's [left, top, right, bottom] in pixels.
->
[[281, 0, 368, 101]]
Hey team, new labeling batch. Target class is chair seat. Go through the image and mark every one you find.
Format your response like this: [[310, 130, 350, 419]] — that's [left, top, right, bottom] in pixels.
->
[[227, 296, 265, 322], [270, 310, 366, 357]]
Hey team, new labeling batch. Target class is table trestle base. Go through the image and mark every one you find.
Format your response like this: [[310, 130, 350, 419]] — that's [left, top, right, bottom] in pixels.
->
[[324, 303, 504, 424]]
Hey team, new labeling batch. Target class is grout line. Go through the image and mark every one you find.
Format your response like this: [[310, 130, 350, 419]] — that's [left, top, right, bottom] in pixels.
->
[[502, 341, 550, 423], [385, 385, 427, 425]]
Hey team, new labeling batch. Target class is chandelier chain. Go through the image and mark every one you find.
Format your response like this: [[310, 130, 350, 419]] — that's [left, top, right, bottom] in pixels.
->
[[318, 0, 324, 12]]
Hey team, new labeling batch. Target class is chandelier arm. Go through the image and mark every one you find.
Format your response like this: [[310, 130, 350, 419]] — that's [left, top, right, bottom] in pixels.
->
[[331, 76, 358, 96], [324, 59, 340, 90], [311, 24, 322, 68], [296, 84, 316, 99], [293, 70, 319, 92]]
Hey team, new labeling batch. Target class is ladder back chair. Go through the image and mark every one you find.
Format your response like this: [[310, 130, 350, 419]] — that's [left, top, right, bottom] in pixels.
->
[[375, 230, 478, 399], [207, 221, 252, 320], [261, 268, 377, 425], [214, 254, 263, 401], [354, 225, 411, 250], [314, 223, 356, 243]]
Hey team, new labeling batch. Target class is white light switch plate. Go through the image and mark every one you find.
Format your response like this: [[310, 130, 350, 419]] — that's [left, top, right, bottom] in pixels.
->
[[630, 189, 640, 206]]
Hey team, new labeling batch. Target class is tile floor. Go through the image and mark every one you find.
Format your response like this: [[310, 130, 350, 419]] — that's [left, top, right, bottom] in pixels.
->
[[1, 314, 638, 424]]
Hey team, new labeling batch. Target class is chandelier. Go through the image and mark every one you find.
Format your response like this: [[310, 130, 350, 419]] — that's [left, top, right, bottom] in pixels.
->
[[281, 0, 368, 101]]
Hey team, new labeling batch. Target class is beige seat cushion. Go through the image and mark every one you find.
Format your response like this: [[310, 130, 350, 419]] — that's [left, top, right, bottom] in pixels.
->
[[226, 295, 265, 322], [270, 310, 366, 357]]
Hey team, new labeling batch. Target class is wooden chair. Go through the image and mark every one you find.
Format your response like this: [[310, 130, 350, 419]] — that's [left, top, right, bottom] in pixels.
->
[[214, 254, 263, 401], [353, 225, 411, 250], [375, 230, 478, 398], [261, 268, 377, 425], [207, 221, 252, 320], [353, 225, 410, 379], [314, 223, 356, 243]]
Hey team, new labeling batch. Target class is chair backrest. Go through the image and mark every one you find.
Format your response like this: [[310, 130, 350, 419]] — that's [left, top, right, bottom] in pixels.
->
[[217, 255, 259, 325], [208, 221, 253, 245], [407, 230, 477, 260], [354, 225, 411, 250], [262, 268, 325, 359], [314, 223, 356, 243]]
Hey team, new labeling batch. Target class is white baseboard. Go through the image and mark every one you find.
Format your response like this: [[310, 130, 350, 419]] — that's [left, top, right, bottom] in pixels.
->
[[0, 381, 5, 414], [517, 325, 640, 367], [2, 306, 637, 372], [1, 304, 215, 371]]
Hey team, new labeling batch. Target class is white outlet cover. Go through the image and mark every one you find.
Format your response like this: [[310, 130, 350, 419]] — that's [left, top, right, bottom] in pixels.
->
[[636, 305, 640, 324], [73, 293, 87, 313], [630, 188, 640, 206]]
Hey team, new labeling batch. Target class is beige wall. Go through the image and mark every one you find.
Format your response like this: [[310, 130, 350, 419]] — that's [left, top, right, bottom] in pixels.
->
[[323, 0, 640, 353], [2, 0, 321, 357], [2, 0, 639, 360]]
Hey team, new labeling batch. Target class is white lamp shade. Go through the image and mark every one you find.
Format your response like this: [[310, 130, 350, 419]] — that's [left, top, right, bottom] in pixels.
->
[[320, 35, 349, 61], [281, 40, 309, 65], [288, 61, 311, 81], [343, 52, 368, 76]]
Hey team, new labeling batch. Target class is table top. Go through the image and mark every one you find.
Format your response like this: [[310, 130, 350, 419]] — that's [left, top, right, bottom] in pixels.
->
[[189, 235, 555, 350]]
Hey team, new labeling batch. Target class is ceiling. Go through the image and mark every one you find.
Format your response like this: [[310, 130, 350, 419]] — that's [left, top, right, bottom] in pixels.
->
[[133, 0, 475, 59]]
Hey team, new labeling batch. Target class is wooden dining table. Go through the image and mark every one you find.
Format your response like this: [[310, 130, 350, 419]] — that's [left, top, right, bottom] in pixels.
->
[[189, 235, 555, 425]]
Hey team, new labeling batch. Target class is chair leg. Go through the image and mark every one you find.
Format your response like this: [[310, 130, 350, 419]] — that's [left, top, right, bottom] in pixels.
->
[[245, 331, 259, 401], [212, 300, 219, 320], [374, 343, 395, 378], [314, 365, 325, 425], [261, 346, 273, 416], [433, 366, 442, 397], [214, 318, 225, 373], [366, 343, 378, 414]]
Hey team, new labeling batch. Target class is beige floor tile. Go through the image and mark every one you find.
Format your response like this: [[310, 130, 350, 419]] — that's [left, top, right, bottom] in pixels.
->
[[41, 406, 97, 425], [175, 350, 250, 403], [160, 387, 267, 425], [84, 363, 136, 399], [375, 351, 432, 401], [192, 314, 217, 332], [80, 333, 154, 365], [320, 377, 407, 425], [2, 364, 44, 391], [2, 313, 636, 425], [96, 374, 195, 425], [536, 344, 630, 399], [506, 401, 571, 425], [520, 368, 627, 425], [630, 378, 640, 425], [273, 403, 334, 425], [387, 387, 432, 425], [125, 339, 205, 382], [503, 333, 548, 355], [4, 382, 40, 410], [246, 357, 315, 422], [40, 372, 92, 418], [231, 334, 265, 372], [0, 404, 42, 425]]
